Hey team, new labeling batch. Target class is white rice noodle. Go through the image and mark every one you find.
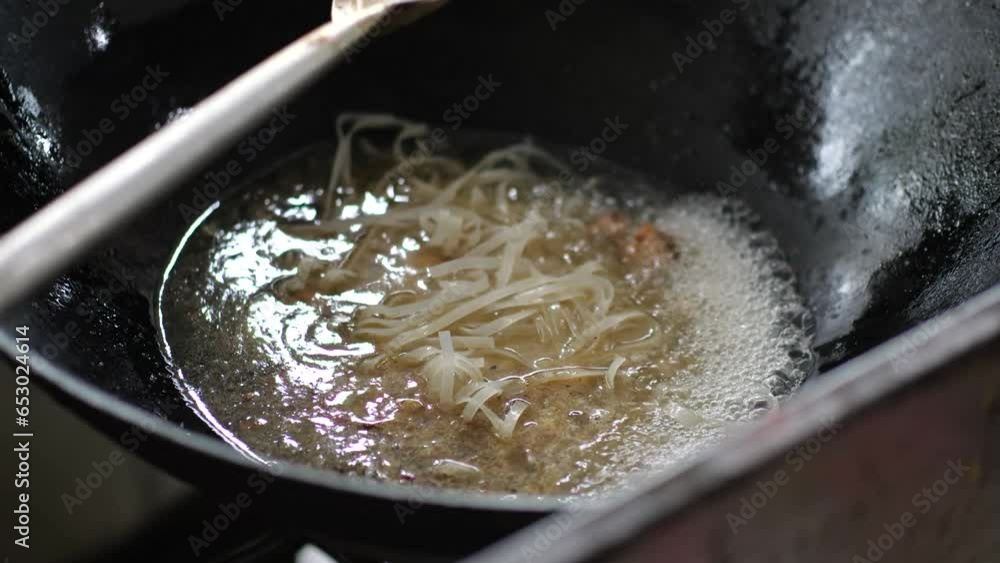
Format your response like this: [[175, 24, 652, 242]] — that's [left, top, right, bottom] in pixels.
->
[[468, 214, 544, 257], [374, 155, 464, 195], [356, 316, 402, 330], [462, 310, 536, 337], [498, 400, 530, 438], [471, 402, 532, 438], [613, 325, 664, 354], [557, 304, 579, 337], [322, 204, 477, 231], [534, 316, 552, 344], [493, 181, 510, 219], [542, 305, 563, 339], [428, 256, 501, 278], [513, 365, 607, 382], [477, 406, 505, 435], [392, 121, 431, 162], [298, 115, 670, 440], [562, 311, 655, 359], [362, 274, 489, 319], [436, 273, 491, 300], [354, 325, 406, 339], [402, 336, 496, 364], [421, 331, 485, 406], [424, 209, 466, 255], [536, 367, 608, 385], [459, 380, 505, 421], [313, 266, 356, 292], [475, 168, 541, 186], [398, 346, 439, 363], [487, 272, 613, 315], [488, 287, 588, 313], [428, 143, 546, 206], [417, 336, 496, 350], [278, 256, 357, 296], [479, 347, 533, 367], [495, 238, 527, 287], [606, 356, 626, 390], [324, 113, 409, 219], [432, 459, 481, 476], [469, 186, 487, 207], [384, 273, 562, 351], [438, 331, 456, 405]]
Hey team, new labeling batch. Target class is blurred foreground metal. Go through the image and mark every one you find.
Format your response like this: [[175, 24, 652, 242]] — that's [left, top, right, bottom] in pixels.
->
[[466, 285, 1000, 563]]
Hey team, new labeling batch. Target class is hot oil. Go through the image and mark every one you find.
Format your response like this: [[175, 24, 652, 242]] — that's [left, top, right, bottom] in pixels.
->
[[158, 138, 814, 498]]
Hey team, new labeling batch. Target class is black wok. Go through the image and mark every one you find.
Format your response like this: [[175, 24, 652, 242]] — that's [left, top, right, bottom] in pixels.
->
[[2, 0, 1000, 559]]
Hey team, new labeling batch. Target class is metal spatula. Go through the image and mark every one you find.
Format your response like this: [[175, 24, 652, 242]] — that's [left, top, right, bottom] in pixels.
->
[[0, 0, 442, 315]]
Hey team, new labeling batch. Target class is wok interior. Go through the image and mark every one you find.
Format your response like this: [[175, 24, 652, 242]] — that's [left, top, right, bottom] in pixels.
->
[[2, 0, 1000, 500]]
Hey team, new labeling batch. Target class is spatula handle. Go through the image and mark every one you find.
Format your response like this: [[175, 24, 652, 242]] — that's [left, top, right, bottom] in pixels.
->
[[0, 8, 387, 315]]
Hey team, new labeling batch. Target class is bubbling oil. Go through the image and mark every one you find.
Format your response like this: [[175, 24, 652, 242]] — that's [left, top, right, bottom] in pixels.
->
[[158, 134, 814, 498]]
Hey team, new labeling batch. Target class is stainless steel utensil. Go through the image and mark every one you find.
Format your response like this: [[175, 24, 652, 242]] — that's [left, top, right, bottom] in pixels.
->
[[0, 0, 440, 315]]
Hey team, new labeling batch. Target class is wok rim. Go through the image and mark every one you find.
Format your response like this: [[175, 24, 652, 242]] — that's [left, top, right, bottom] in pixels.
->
[[5, 281, 1000, 516], [463, 282, 1000, 562], [0, 332, 568, 513]]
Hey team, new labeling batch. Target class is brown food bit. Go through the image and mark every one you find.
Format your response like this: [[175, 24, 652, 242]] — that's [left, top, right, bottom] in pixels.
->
[[273, 276, 317, 304], [410, 247, 447, 268], [287, 287, 317, 302], [589, 211, 629, 238], [505, 447, 535, 469], [238, 418, 263, 431], [396, 398, 426, 414], [591, 212, 679, 264], [624, 223, 679, 262]]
